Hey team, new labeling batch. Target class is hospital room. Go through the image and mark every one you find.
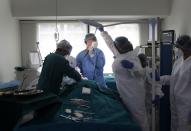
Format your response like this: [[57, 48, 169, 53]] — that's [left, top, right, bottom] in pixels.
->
[[1, 0, 191, 131]]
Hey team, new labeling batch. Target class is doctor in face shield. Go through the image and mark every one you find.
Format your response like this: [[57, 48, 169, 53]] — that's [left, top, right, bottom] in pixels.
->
[[76, 33, 106, 87], [171, 35, 191, 131], [98, 27, 149, 131], [160, 35, 191, 131]]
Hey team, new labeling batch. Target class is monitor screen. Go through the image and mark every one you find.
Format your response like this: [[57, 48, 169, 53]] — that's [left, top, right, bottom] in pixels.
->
[[162, 30, 175, 43]]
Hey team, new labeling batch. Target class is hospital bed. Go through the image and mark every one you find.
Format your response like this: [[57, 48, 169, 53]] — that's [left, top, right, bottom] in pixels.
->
[[16, 80, 141, 131]]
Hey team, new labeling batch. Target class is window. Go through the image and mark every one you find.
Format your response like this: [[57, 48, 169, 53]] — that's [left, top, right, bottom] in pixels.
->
[[90, 22, 140, 73], [38, 22, 87, 59], [38, 22, 140, 73]]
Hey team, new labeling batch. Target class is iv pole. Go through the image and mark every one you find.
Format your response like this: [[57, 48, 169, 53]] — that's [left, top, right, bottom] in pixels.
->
[[150, 18, 156, 131], [54, 0, 59, 43], [150, 17, 160, 131]]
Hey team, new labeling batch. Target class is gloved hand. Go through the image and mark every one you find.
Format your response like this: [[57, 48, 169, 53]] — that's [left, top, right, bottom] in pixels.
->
[[155, 83, 164, 98], [88, 46, 94, 57], [121, 60, 134, 69], [152, 95, 160, 107], [92, 41, 98, 48], [160, 75, 170, 85], [98, 26, 104, 32], [87, 44, 93, 52], [82, 77, 88, 80], [152, 83, 164, 107]]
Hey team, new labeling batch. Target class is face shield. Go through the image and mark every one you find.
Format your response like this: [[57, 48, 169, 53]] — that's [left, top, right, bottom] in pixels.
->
[[84, 33, 97, 43], [114, 37, 133, 54], [174, 47, 183, 59], [92, 41, 98, 48], [175, 35, 191, 53]]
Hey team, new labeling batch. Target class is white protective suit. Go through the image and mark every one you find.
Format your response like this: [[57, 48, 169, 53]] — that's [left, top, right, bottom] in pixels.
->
[[101, 31, 149, 131], [161, 55, 191, 131]]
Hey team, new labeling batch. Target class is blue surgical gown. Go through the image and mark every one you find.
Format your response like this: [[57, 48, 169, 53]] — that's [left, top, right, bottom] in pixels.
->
[[76, 48, 106, 87]]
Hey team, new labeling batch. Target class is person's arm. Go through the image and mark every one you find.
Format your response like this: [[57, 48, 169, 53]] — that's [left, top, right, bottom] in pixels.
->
[[95, 50, 105, 69], [63, 60, 82, 81], [160, 75, 170, 85], [120, 54, 142, 71], [76, 53, 83, 74], [100, 31, 120, 56], [65, 55, 77, 68]]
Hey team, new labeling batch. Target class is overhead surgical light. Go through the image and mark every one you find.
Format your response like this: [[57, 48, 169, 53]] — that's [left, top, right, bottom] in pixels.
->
[[79, 19, 147, 28], [79, 19, 147, 34], [79, 19, 103, 33]]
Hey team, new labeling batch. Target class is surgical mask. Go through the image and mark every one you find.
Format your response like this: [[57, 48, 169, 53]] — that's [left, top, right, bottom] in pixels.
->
[[92, 41, 98, 48], [174, 48, 183, 59]]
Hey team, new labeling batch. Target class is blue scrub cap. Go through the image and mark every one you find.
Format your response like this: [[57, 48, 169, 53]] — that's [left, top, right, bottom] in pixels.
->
[[84, 33, 97, 43]]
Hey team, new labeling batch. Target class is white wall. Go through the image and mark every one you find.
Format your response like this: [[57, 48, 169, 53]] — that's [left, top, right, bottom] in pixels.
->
[[163, 0, 191, 36], [20, 22, 37, 67], [11, 0, 170, 18], [139, 23, 149, 45], [0, 0, 21, 82]]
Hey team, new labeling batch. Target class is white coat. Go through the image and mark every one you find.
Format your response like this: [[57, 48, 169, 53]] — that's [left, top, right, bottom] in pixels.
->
[[101, 31, 149, 131], [171, 56, 191, 131], [161, 56, 191, 131]]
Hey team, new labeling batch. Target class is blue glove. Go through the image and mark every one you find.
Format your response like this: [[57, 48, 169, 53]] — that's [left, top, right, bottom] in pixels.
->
[[121, 60, 134, 69], [98, 26, 104, 32]]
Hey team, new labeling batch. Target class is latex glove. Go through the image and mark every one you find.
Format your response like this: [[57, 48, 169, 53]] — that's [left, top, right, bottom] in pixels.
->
[[98, 26, 104, 32], [88, 44, 94, 51], [155, 83, 164, 98], [152, 95, 160, 107], [65, 55, 77, 68], [152, 83, 164, 107], [82, 77, 88, 80], [121, 60, 134, 69], [87, 44, 94, 57], [75, 67, 81, 73], [88, 49, 94, 57], [62, 76, 76, 85], [92, 41, 98, 48], [160, 75, 170, 85]]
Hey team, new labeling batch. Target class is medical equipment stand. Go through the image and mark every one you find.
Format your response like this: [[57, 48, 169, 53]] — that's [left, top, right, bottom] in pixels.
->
[[150, 18, 161, 131]]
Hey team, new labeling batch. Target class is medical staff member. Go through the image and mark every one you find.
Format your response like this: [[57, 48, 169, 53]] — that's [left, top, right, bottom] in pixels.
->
[[37, 40, 82, 95], [98, 27, 149, 131], [76, 33, 106, 87], [160, 35, 191, 131]]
